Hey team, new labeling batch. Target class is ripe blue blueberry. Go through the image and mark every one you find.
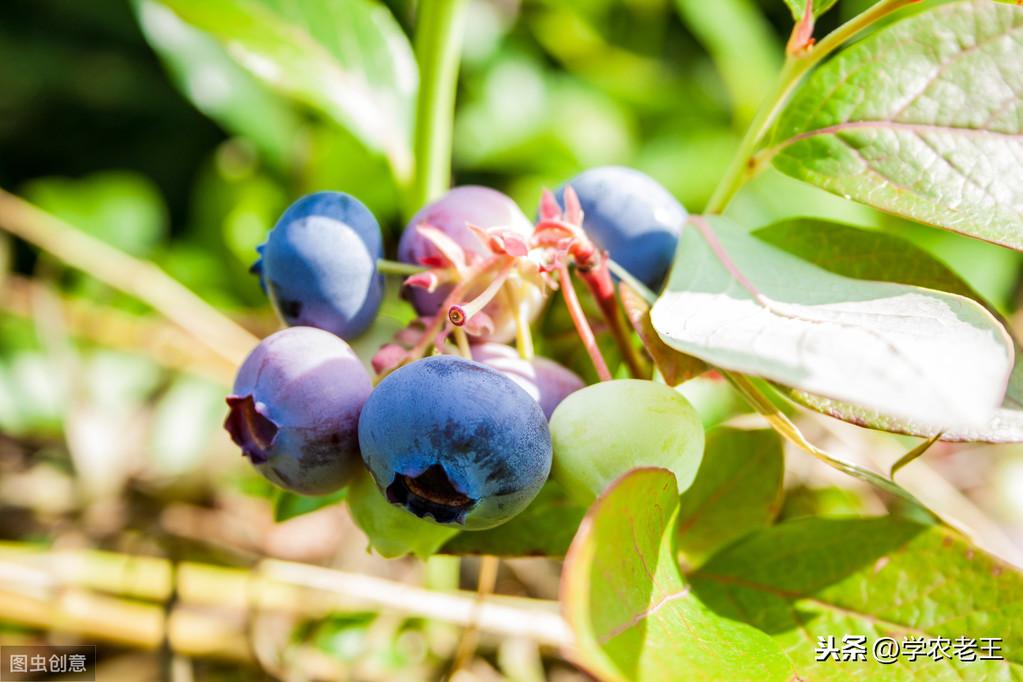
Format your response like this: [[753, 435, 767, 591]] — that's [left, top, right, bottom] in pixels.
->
[[398, 186, 543, 343], [358, 355, 552, 529], [224, 326, 373, 495], [556, 166, 685, 291], [470, 343, 585, 419], [253, 191, 383, 339]]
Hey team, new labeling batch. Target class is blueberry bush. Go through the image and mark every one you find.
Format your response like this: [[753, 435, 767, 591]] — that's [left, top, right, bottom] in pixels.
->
[[1, 0, 1022, 679]]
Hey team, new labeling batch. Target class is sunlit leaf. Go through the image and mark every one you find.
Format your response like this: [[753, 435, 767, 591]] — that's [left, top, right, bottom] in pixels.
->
[[651, 216, 1013, 431], [563, 468, 793, 682], [757, 219, 1023, 442], [156, 0, 416, 180], [135, 0, 301, 168], [769, 1, 1023, 249], [754, 219, 980, 299], [691, 518, 1023, 679]]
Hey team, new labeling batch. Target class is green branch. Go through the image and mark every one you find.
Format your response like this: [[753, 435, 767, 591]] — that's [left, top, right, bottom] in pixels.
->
[[409, 0, 469, 218], [704, 0, 920, 214]]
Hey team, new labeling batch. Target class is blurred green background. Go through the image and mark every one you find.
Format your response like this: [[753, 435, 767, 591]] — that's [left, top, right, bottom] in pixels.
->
[[1, 0, 1022, 679]]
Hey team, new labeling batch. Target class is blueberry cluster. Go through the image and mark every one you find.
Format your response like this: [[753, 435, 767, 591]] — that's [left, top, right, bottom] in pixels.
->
[[225, 167, 697, 531]]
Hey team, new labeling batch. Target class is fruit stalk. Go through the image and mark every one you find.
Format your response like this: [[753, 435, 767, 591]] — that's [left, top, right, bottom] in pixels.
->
[[453, 326, 472, 358], [607, 258, 657, 305], [504, 283, 535, 360], [578, 262, 647, 378], [377, 259, 427, 276], [556, 260, 612, 381]]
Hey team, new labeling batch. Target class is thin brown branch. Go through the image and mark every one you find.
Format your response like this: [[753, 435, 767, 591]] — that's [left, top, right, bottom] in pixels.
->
[[0, 547, 570, 651], [0, 188, 259, 366], [1, 275, 237, 384]]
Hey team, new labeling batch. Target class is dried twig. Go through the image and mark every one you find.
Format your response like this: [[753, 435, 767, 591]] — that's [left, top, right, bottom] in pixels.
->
[[0, 188, 259, 366]]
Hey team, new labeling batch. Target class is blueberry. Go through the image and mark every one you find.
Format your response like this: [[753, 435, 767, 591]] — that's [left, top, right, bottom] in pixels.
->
[[555, 166, 685, 291], [254, 191, 383, 339], [470, 343, 585, 419], [224, 326, 373, 495], [398, 186, 543, 343], [358, 355, 552, 529]]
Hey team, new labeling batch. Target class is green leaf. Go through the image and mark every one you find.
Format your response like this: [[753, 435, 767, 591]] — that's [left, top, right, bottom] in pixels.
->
[[754, 219, 981, 300], [440, 482, 585, 558], [789, 373, 1023, 442], [651, 216, 1013, 431], [676, 428, 784, 568], [563, 468, 793, 682], [778, 485, 869, 520], [22, 171, 167, 257], [134, 0, 301, 168], [756, 219, 1023, 442], [274, 488, 347, 523], [691, 518, 1023, 679], [156, 0, 416, 181], [769, 1, 1023, 250], [346, 470, 457, 559], [782, 0, 838, 21]]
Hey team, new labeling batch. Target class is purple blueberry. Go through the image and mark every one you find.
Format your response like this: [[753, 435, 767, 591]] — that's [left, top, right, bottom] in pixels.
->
[[470, 343, 585, 419], [358, 355, 552, 529], [254, 191, 383, 339], [398, 186, 543, 343], [224, 327, 372, 495], [556, 166, 685, 291]]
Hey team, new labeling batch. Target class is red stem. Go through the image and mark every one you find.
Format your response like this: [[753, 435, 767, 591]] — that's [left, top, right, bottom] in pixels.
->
[[557, 260, 612, 381], [578, 261, 646, 378]]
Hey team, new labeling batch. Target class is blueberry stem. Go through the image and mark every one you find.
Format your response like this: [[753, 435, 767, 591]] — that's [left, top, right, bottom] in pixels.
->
[[377, 258, 427, 276], [579, 261, 647, 378], [453, 326, 472, 359], [723, 370, 936, 514], [607, 259, 656, 305], [504, 282, 535, 361], [557, 260, 612, 381]]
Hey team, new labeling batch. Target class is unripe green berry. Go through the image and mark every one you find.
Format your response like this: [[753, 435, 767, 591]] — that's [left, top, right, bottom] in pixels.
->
[[550, 380, 705, 504]]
